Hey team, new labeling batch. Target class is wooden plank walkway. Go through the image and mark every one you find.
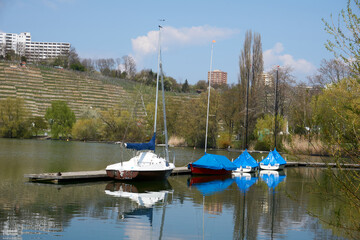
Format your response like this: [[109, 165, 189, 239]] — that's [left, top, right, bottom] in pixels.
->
[[285, 161, 360, 168], [24, 167, 191, 184], [24, 170, 109, 184], [25, 162, 360, 184]]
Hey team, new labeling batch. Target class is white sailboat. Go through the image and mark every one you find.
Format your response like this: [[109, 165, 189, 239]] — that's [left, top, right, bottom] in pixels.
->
[[106, 25, 175, 180]]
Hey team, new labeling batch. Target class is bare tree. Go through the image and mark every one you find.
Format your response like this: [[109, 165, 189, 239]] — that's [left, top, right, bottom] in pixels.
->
[[308, 59, 351, 87], [81, 58, 95, 71], [267, 66, 295, 117], [122, 55, 137, 79], [95, 58, 115, 75], [238, 30, 264, 148]]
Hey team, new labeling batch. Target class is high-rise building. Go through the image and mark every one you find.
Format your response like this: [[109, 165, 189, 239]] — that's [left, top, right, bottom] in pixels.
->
[[0, 32, 70, 61], [208, 69, 227, 85], [262, 72, 273, 87]]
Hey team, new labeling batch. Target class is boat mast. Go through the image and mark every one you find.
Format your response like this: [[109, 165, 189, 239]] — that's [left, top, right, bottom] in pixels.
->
[[205, 40, 215, 153], [274, 66, 279, 149], [154, 25, 162, 136], [244, 64, 250, 150], [160, 44, 169, 162]]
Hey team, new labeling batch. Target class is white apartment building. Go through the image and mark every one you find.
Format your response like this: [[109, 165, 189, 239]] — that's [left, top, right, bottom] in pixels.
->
[[262, 73, 273, 87], [0, 32, 70, 61]]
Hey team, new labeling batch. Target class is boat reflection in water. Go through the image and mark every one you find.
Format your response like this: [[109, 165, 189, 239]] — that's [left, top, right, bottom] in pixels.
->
[[259, 170, 286, 189], [260, 170, 286, 239], [105, 181, 172, 224], [232, 172, 258, 193], [232, 172, 259, 240], [188, 175, 234, 196]]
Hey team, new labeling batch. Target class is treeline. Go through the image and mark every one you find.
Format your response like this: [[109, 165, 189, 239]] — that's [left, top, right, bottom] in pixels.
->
[[0, 59, 357, 153], [0, 32, 358, 154], [4, 46, 221, 93]]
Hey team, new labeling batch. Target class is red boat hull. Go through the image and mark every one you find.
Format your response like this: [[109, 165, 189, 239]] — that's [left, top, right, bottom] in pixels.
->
[[189, 163, 233, 175]]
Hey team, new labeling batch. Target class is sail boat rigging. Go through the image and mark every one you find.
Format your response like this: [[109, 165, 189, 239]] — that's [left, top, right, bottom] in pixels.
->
[[105, 25, 175, 180], [188, 40, 236, 175], [259, 66, 286, 170]]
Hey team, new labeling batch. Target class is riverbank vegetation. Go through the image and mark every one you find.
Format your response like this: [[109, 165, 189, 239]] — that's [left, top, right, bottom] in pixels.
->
[[0, 2, 358, 156]]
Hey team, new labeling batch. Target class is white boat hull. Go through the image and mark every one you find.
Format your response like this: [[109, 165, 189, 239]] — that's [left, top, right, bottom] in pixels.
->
[[233, 166, 258, 173], [259, 163, 285, 171], [106, 152, 175, 180]]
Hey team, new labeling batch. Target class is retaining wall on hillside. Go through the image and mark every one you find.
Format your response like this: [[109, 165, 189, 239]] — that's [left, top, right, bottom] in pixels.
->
[[0, 62, 198, 119]]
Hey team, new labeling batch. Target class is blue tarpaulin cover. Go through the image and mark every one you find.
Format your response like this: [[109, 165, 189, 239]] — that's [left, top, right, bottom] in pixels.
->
[[192, 178, 234, 196], [272, 148, 287, 164], [260, 148, 287, 166], [234, 175, 258, 193], [192, 153, 237, 171], [233, 149, 259, 168], [126, 133, 156, 151]]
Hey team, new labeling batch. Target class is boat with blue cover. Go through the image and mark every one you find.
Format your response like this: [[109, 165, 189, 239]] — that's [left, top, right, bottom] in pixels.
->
[[188, 41, 236, 175], [259, 148, 286, 170], [232, 149, 259, 173], [189, 153, 237, 175]]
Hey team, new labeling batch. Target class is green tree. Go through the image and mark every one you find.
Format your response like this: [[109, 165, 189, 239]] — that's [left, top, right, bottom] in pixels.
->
[[218, 85, 239, 138], [72, 118, 101, 141], [195, 80, 207, 91], [5, 49, 17, 61], [175, 89, 219, 148], [311, 77, 360, 237], [181, 79, 190, 93], [323, 0, 360, 76], [70, 61, 85, 71], [29, 116, 48, 137], [0, 97, 30, 138], [310, 2, 360, 237], [45, 101, 76, 139], [253, 114, 286, 151], [99, 108, 145, 142], [313, 77, 360, 156]]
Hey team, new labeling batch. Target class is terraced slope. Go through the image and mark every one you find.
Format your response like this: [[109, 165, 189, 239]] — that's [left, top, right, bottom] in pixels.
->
[[0, 61, 198, 118]]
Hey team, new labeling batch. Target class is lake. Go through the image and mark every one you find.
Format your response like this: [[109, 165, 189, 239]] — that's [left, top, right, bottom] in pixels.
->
[[0, 138, 351, 239]]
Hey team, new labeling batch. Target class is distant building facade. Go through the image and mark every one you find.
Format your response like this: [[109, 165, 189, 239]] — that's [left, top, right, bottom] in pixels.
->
[[262, 73, 273, 87], [0, 32, 70, 61], [208, 69, 227, 85]]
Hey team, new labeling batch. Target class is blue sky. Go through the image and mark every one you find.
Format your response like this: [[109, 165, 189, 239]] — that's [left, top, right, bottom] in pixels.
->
[[0, 0, 347, 84]]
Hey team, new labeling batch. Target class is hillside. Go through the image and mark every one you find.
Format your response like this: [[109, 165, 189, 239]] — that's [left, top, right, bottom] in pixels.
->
[[0, 61, 197, 118]]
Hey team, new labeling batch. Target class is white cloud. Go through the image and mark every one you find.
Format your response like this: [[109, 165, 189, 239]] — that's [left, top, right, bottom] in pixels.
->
[[131, 25, 239, 64], [264, 42, 316, 75]]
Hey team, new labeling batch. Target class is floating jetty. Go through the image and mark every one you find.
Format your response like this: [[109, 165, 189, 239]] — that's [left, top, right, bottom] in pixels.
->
[[24, 163, 360, 184], [24, 167, 190, 184], [285, 162, 360, 168]]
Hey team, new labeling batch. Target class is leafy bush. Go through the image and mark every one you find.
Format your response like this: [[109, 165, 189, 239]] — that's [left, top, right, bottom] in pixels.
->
[[217, 133, 232, 149]]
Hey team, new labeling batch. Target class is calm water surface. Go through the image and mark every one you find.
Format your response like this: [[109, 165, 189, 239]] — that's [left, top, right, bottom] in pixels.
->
[[0, 139, 349, 239]]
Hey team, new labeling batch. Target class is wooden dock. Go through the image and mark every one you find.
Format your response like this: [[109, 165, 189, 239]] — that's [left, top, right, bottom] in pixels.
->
[[285, 161, 360, 169], [24, 162, 360, 184], [24, 167, 191, 184]]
